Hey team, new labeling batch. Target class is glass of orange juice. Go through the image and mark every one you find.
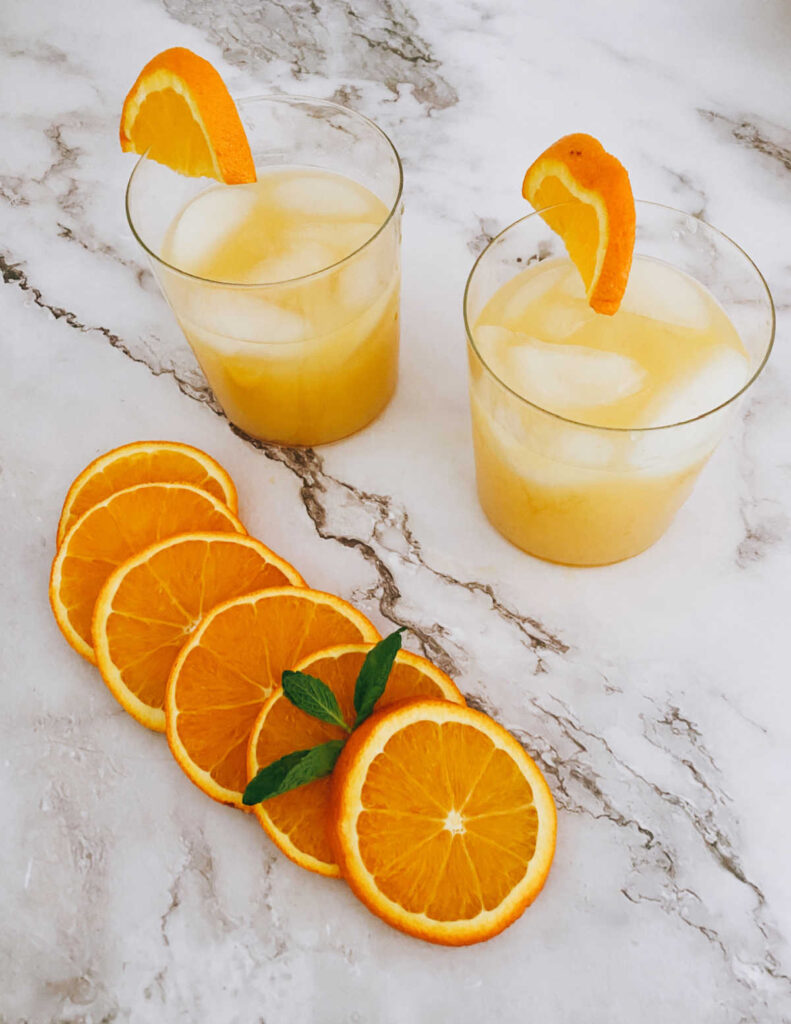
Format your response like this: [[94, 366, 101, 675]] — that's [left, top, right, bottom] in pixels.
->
[[464, 202, 774, 566], [126, 96, 403, 446]]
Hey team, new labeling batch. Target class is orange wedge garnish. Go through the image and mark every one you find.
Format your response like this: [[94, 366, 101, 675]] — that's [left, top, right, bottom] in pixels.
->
[[522, 133, 635, 315], [120, 47, 256, 184]]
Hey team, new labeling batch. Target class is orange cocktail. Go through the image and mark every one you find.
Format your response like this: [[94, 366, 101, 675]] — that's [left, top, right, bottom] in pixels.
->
[[126, 93, 402, 446], [465, 135, 773, 566]]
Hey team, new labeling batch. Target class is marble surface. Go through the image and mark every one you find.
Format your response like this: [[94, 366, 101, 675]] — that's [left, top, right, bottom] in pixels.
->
[[2, 0, 791, 1020]]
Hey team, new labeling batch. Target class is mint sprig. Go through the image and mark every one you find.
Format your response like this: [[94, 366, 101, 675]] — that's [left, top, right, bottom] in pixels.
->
[[243, 627, 408, 807], [353, 626, 405, 727], [282, 671, 350, 732], [242, 740, 344, 805]]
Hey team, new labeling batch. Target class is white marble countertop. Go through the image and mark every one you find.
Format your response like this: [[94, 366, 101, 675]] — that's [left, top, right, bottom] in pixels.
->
[[3, 0, 791, 1020]]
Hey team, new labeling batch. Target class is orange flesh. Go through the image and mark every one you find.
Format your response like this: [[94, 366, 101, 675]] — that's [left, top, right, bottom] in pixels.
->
[[100, 536, 302, 717], [53, 484, 242, 652], [522, 133, 635, 315], [120, 47, 255, 184], [356, 721, 538, 918], [531, 185, 600, 287], [58, 443, 236, 544], [170, 593, 379, 797], [132, 90, 216, 177], [250, 649, 464, 869]]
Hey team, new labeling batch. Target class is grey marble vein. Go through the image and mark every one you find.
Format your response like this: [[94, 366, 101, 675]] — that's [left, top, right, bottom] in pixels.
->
[[507, 693, 791, 1014], [232, 428, 568, 668], [0, 251, 221, 409], [0, 247, 566, 675], [161, 0, 458, 110], [5, 242, 791, 1017], [735, 399, 788, 567], [3, 1, 791, 1020], [659, 166, 708, 219], [699, 109, 791, 179], [466, 215, 499, 255]]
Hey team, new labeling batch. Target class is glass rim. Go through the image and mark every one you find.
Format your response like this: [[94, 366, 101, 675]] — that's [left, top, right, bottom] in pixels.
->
[[463, 199, 776, 434], [124, 93, 404, 289]]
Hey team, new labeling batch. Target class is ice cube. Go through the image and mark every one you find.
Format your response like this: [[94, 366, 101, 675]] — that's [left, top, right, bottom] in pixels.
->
[[553, 426, 616, 469], [532, 302, 595, 340], [629, 349, 750, 472], [628, 412, 725, 474], [474, 391, 614, 486], [167, 185, 258, 273], [621, 258, 711, 330], [500, 261, 570, 322], [510, 338, 646, 410], [337, 222, 381, 254], [185, 289, 311, 344], [273, 175, 375, 219], [473, 325, 517, 379], [474, 326, 646, 412], [337, 244, 391, 312], [639, 348, 750, 427], [298, 221, 381, 258], [244, 241, 338, 283], [556, 264, 588, 301]]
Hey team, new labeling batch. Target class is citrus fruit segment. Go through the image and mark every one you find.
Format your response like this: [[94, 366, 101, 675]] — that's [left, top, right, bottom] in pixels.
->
[[57, 440, 238, 547], [165, 589, 380, 807], [330, 699, 557, 946], [49, 483, 244, 663], [120, 47, 256, 184], [248, 645, 466, 877], [522, 133, 635, 315], [92, 533, 304, 732]]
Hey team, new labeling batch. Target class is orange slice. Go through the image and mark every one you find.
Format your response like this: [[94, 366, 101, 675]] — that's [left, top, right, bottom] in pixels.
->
[[56, 440, 237, 547], [522, 133, 635, 315], [247, 645, 466, 877], [49, 483, 244, 663], [120, 47, 256, 184], [330, 699, 557, 946], [92, 533, 304, 731], [165, 589, 380, 807]]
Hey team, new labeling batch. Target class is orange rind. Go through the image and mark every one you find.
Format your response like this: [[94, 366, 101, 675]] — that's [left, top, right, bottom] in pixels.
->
[[523, 133, 635, 314]]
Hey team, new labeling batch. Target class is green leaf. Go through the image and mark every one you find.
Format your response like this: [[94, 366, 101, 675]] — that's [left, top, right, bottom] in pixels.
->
[[282, 670, 350, 731], [242, 740, 346, 805], [353, 627, 406, 727]]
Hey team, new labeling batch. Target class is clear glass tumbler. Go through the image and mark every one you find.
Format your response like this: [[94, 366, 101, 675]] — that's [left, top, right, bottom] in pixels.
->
[[464, 202, 774, 566], [126, 96, 403, 446]]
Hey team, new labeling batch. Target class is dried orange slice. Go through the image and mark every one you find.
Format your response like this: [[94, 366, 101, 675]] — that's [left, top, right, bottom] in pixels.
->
[[330, 699, 556, 946], [522, 133, 635, 315], [49, 483, 244, 663], [57, 440, 237, 547], [92, 533, 304, 731], [120, 47, 256, 184], [247, 645, 466, 877], [166, 589, 380, 807]]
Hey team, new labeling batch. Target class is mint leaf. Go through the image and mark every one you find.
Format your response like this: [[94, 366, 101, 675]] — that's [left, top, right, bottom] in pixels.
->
[[353, 627, 406, 727], [242, 739, 345, 805], [282, 670, 350, 731]]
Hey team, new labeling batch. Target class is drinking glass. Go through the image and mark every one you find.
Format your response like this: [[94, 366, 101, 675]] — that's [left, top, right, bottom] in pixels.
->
[[464, 202, 774, 565], [127, 96, 403, 446]]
